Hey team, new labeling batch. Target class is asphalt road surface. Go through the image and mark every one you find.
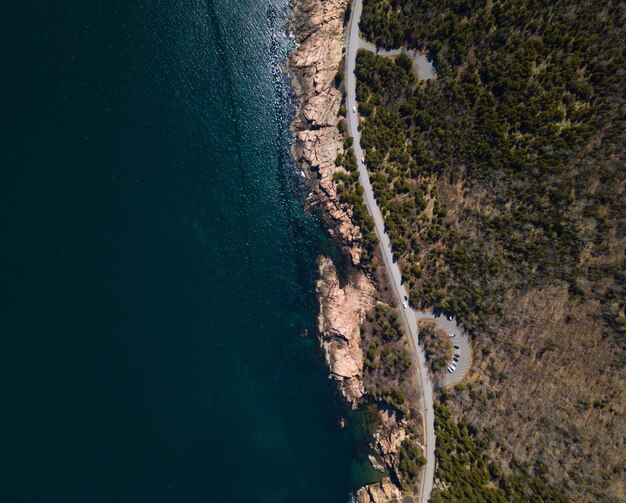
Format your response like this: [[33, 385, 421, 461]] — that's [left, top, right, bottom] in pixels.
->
[[345, 2, 472, 500], [415, 313, 473, 388], [356, 38, 436, 80], [345, 1, 435, 500]]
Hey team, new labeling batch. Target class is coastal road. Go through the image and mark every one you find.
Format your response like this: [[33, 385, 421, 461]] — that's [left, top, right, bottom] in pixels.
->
[[345, 2, 472, 501], [345, 1, 435, 500]]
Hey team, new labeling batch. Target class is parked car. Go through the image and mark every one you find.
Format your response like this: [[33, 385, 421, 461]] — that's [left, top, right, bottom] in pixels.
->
[[451, 362, 457, 370], [402, 300, 409, 309], [454, 345, 460, 350], [453, 357, 459, 363], [447, 314, 453, 321], [454, 353, 460, 358], [447, 366, 453, 373], [361, 157, 365, 163], [352, 106, 356, 113], [448, 333, 456, 338]]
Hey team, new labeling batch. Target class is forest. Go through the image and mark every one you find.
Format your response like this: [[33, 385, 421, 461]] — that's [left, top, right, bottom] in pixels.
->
[[362, 304, 415, 416], [356, 0, 624, 336], [360, 303, 426, 491], [431, 400, 568, 502], [346, 0, 624, 500]]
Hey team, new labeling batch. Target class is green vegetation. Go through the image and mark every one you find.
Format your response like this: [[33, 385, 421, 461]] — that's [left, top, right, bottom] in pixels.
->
[[334, 69, 345, 88], [344, 0, 352, 25], [356, 0, 624, 339], [376, 386, 407, 413], [364, 305, 410, 376], [351, 1, 624, 499], [334, 139, 378, 261], [398, 438, 426, 488], [432, 401, 568, 503], [362, 304, 415, 415], [370, 303, 403, 340], [360, 304, 425, 492], [419, 322, 451, 375]]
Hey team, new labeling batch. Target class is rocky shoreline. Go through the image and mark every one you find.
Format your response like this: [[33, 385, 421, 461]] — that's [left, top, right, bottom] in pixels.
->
[[288, 0, 364, 267], [288, 0, 373, 405], [316, 255, 374, 405], [287, 1, 414, 501]]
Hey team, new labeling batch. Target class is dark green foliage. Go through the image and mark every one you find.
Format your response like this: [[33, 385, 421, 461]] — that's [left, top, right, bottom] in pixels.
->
[[377, 386, 406, 413], [364, 305, 411, 373], [344, 0, 352, 25], [355, 0, 625, 338], [419, 322, 451, 374], [354, 4, 624, 498], [355, 50, 415, 104], [337, 118, 346, 134], [398, 439, 426, 487], [335, 69, 345, 88], [334, 147, 378, 262], [363, 304, 414, 414], [372, 303, 403, 341], [431, 402, 569, 502]]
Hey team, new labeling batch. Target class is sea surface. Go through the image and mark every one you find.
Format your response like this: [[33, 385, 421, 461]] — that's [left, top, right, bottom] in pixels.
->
[[0, 1, 378, 501]]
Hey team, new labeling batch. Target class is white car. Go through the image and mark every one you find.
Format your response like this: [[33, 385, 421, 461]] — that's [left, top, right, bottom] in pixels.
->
[[361, 157, 365, 163], [447, 366, 453, 373], [402, 300, 409, 309], [448, 333, 456, 338], [352, 106, 356, 113], [447, 314, 453, 321]]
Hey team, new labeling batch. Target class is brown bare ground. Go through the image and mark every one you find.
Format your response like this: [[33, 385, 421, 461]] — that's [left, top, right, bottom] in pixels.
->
[[447, 285, 625, 501]]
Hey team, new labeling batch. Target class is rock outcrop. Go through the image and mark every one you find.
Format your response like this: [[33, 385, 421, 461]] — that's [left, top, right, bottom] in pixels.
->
[[289, 0, 363, 265], [289, 0, 375, 404], [317, 256, 374, 405], [355, 479, 402, 503], [372, 409, 408, 472], [288, 0, 413, 499]]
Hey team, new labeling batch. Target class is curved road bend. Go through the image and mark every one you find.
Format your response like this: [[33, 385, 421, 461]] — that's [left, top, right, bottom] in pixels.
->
[[345, 1, 474, 500], [356, 38, 436, 81], [345, 1, 435, 501], [347, 11, 471, 390]]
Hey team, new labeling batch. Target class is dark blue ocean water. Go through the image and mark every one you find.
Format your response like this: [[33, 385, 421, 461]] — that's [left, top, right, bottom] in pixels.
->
[[0, 1, 377, 501]]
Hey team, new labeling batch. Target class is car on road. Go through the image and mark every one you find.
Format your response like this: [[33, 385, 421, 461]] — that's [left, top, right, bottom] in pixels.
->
[[352, 106, 356, 113], [447, 366, 453, 373], [448, 333, 456, 338], [451, 362, 457, 370], [447, 314, 453, 321], [402, 300, 409, 309], [360, 157, 365, 163], [454, 353, 460, 358], [453, 357, 459, 363], [454, 345, 460, 350]]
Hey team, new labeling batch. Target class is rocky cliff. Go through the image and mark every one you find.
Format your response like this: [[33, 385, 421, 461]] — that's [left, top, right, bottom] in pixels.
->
[[288, 0, 363, 266], [288, 1, 414, 501], [288, 0, 373, 403], [355, 479, 402, 503], [316, 256, 374, 405]]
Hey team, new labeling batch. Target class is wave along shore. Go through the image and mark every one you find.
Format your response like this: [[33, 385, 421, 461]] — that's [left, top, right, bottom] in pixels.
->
[[287, 1, 423, 501]]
